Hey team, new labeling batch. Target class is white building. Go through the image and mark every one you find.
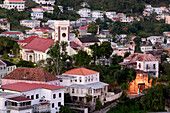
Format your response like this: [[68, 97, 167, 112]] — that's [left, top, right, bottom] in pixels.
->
[[105, 12, 117, 19], [92, 10, 103, 19], [140, 46, 153, 52], [20, 20, 41, 28], [1, 82, 65, 113], [120, 17, 133, 23], [119, 53, 159, 77], [167, 37, 170, 44], [2, 0, 25, 11], [1, 31, 24, 40], [147, 36, 164, 45], [33, 0, 55, 5], [31, 12, 43, 20], [0, 18, 10, 31], [77, 8, 91, 18], [57, 67, 109, 104]]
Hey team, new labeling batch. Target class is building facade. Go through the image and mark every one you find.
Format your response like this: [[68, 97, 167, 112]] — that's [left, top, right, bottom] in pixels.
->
[[2, 0, 25, 11], [20, 20, 41, 28], [31, 12, 43, 20]]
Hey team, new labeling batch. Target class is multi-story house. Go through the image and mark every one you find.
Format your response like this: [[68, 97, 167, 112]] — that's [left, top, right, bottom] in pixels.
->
[[119, 53, 159, 78], [31, 12, 43, 20], [2, 60, 16, 75], [147, 36, 164, 45], [57, 67, 109, 104], [0, 19, 10, 31], [105, 12, 117, 19], [77, 8, 91, 18], [2, 0, 25, 11], [92, 10, 103, 19], [20, 20, 41, 28], [165, 16, 170, 24], [140, 46, 153, 52], [33, 0, 55, 5], [1, 31, 24, 40], [77, 25, 89, 36], [2, 67, 60, 86], [1, 82, 65, 113]]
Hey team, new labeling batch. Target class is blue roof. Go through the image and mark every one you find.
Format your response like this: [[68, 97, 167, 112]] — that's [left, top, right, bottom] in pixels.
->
[[24, 20, 37, 22], [31, 12, 42, 14]]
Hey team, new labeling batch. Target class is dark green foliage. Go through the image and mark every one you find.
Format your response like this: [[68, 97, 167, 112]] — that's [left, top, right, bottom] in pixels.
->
[[59, 105, 77, 113], [100, 41, 113, 59], [16, 60, 35, 67], [124, 52, 131, 58], [0, 36, 20, 55], [140, 84, 168, 111], [87, 23, 98, 35], [74, 50, 91, 67], [95, 98, 102, 110], [111, 55, 123, 65]]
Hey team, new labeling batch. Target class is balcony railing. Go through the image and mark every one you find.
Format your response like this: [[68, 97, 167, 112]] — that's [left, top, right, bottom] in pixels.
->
[[6, 105, 33, 110]]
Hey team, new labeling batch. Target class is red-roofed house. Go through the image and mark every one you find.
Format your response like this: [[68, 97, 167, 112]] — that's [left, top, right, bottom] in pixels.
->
[[77, 25, 88, 36], [2, 67, 60, 86], [21, 37, 54, 62], [2, 0, 25, 11], [0, 19, 10, 31], [17, 36, 39, 47], [1, 82, 65, 112], [119, 53, 159, 77], [1, 31, 24, 40], [56, 67, 110, 104]]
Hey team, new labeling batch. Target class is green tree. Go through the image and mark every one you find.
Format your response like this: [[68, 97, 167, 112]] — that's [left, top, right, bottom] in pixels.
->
[[95, 98, 102, 110], [59, 105, 77, 113], [100, 41, 113, 59], [89, 43, 100, 65], [74, 50, 91, 67], [47, 41, 69, 75], [16, 60, 35, 67], [87, 22, 98, 35], [124, 52, 131, 58]]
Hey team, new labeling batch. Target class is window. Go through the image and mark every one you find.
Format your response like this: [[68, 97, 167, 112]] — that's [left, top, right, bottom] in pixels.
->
[[60, 79, 63, 82], [138, 63, 141, 68], [52, 103, 54, 108], [31, 95, 34, 99], [72, 88, 75, 93], [79, 77, 82, 82], [146, 64, 149, 69], [88, 76, 90, 82], [96, 75, 98, 80], [85, 77, 87, 82], [59, 93, 61, 98], [27, 96, 30, 98], [75, 79, 77, 82], [36, 94, 39, 99], [153, 64, 156, 69], [91, 76, 93, 81], [53, 94, 56, 99], [58, 102, 61, 106]]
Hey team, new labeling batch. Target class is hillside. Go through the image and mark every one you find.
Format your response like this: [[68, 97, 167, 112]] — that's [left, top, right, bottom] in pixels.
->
[[57, 0, 170, 14]]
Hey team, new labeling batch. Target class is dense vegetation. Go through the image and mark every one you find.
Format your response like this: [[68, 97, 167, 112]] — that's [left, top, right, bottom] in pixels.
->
[[56, 0, 169, 14]]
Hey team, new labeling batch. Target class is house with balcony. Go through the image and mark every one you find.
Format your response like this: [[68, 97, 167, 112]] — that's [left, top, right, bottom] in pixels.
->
[[77, 8, 91, 18], [92, 10, 103, 19], [32, 0, 55, 5], [119, 53, 159, 78], [140, 46, 153, 52], [57, 67, 109, 105], [1, 82, 65, 113], [31, 12, 43, 20], [20, 20, 41, 28], [1, 31, 24, 40], [1, 0, 25, 11], [147, 36, 164, 45]]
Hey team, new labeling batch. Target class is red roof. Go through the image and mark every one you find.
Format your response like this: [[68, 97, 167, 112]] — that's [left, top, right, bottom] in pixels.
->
[[112, 17, 121, 21], [3, 67, 59, 82], [17, 36, 39, 43], [0, 60, 5, 66], [2, 31, 22, 35], [0, 21, 9, 23], [8, 96, 32, 102], [62, 67, 99, 76], [78, 25, 88, 31], [8, 0, 24, 2], [22, 37, 54, 52], [1, 82, 65, 92]]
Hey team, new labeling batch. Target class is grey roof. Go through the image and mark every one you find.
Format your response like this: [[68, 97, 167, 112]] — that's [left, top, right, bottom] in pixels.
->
[[79, 37, 100, 43], [56, 75, 76, 79], [70, 82, 108, 89], [0, 92, 16, 97]]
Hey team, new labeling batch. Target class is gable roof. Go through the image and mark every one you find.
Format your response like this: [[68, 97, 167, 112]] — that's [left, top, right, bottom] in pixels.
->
[[17, 36, 39, 43], [2, 60, 15, 66], [0, 60, 6, 66], [8, 0, 24, 2], [8, 96, 32, 102], [78, 37, 100, 43], [62, 67, 99, 76], [1, 82, 64, 92], [3, 67, 59, 82], [22, 37, 54, 52], [77, 25, 88, 31], [124, 53, 158, 62]]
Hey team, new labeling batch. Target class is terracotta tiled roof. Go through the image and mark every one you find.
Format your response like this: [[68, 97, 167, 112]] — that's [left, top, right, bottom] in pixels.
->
[[22, 37, 54, 52], [1, 82, 64, 92], [125, 53, 158, 62], [8, 96, 32, 102], [17, 36, 39, 43], [62, 67, 99, 76], [3, 67, 59, 82], [77, 25, 88, 31]]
